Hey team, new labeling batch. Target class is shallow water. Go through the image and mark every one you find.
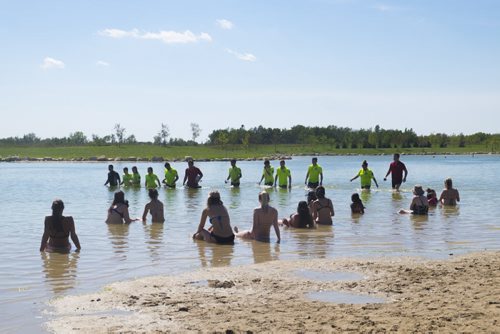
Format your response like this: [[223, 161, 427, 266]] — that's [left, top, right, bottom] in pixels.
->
[[0, 155, 499, 332], [307, 291, 386, 304]]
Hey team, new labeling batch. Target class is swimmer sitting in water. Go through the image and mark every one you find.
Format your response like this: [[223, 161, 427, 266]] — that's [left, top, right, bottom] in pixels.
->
[[142, 189, 165, 223], [193, 191, 235, 244], [40, 199, 81, 253], [350, 193, 365, 214], [281, 201, 315, 228], [399, 185, 429, 215], [312, 186, 334, 225], [233, 191, 280, 243], [106, 191, 140, 224], [439, 178, 460, 206]]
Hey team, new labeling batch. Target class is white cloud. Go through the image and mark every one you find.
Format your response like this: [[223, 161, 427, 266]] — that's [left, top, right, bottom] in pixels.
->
[[99, 28, 212, 44], [372, 4, 401, 12], [226, 49, 257, 62], [216, 19, 234, 30], [41, 57, 65, 70], [96, 60, 110, 66]]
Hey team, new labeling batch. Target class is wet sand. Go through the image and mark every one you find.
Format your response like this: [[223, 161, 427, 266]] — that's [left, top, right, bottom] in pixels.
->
[[46, 251, 500, 333]]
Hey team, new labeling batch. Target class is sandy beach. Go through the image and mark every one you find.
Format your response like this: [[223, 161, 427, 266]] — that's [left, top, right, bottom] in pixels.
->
[[45, 251, 500, 333]]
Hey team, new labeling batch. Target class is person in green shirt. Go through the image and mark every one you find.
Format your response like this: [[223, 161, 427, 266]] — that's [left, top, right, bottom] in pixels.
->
[[226, 159, 242, 187], [275, 159, 292, 189], [121, 167, 133, 186], [350, 160, 378, 190], [131, 166, 141, 187], [259, 159, 274, 186], [145, 167, 161, 189], [305, 157, 323, 188], [162, 162, 179, 188]]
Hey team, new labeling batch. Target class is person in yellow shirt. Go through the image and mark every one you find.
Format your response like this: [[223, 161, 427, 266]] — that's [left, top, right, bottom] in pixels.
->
[[131, 166, 141, 187], [350, 160, 378, 190], [226, 159, 242, 187], [145, 167, 161, 189], [274, 160, 292, 189], [162, 162, 179, 188], [120, 167, 133, 186], [305, 157, 323, 188], [259, 159, 274, 186]]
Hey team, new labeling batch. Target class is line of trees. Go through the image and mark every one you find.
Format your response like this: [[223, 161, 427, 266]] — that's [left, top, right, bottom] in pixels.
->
[[207, 125, 499, 150], [1, 124, 499, 150]]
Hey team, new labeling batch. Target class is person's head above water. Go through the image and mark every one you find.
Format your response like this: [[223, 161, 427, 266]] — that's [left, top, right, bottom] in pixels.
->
[[413, 185, 424, 196], [259, 191, 270, 207], [148, 188, 159, 200], [207, 190, 223, 207], [51, 199, 65, 215], [164, 162, 171, 169], [445, 178, 453, 189], [393, 153, 400, 161], [108, 164, 114, 171]]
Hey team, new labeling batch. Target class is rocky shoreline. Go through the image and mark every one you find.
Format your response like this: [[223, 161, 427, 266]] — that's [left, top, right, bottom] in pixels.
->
[[0, 152, 494, 163]]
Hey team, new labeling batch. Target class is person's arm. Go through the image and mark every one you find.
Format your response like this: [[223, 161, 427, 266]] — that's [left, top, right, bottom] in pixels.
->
[[104, 174, 110, 186], [350, 174, 359, 182], [68, 217, 81, 250], [329, 199, 335, 217], [288, 175, 292, 189], [193, 209, 208, 237], [156, 176, 161, 188], [305, 171, 309, 184], [438, 191, 445, 204], [456, 190, 460, 202], [274, 174, 278, 187], [373, 175, 379, 188], [183, 170, 188, 185], [312, 202, 319, 221], [384, 166, 391, 180], [142, 203, 150, 222], [197, 169, 203, 182], [117, 173, 121, 185], [272, 210, 280, 243], [403, 165, 408, 183], [251, 209, 259, 236], [319, 172, 323, 186], [174, 173, 179, 183], [40, 217, 50, 251], [122, 207, 135, 224]]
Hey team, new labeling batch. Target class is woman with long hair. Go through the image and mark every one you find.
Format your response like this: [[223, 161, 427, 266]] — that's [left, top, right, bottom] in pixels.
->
[[40, 199, 81, 253], [281, 201, 315, 228], [193, 191, 235, 244], [106, 191, 139, 224]]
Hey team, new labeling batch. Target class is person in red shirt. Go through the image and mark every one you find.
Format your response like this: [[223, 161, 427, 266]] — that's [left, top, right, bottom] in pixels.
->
[[383, 153, 408, 191], [183, 159, 203, 188]]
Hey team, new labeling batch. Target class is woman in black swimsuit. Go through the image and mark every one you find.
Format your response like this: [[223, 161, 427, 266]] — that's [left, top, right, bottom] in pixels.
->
[[312, 186, 335, 225], [193, 191, 235, 244], [40, 199, 81, 253], [106, 191, 139, 224]]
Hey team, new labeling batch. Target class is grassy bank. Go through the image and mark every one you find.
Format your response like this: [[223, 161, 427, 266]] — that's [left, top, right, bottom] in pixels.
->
[[0, 144, 495, 161]]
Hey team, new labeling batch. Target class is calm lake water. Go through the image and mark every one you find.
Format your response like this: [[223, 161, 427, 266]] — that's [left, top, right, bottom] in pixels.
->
[[1, 155, 499, 332]]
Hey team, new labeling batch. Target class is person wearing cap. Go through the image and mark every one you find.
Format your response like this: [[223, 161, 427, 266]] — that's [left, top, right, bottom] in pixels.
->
[[259, 159, 274, 186], [305, 157, 323, 189], [226, 159, 242, 187], [400, 185, 429, 215], [350, 160, 378, 189], [274, 159, 292, 189]]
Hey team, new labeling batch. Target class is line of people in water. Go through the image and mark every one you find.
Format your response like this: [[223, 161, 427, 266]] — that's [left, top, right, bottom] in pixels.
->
[[42, 154, 460, 252]]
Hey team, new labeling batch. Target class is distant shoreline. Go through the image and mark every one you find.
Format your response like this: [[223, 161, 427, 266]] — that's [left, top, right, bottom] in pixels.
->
[[0, 151, 496, 163]]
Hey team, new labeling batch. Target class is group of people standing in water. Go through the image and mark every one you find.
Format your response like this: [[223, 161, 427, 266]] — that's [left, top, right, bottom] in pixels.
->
[[40, 154, 461, 252]]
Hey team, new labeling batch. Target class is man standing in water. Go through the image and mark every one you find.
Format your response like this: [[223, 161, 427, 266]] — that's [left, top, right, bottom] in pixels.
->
[[104, 165, 121, 187], [226, 159, 242, 187], [259, 159, 274, 186], [275, 159, 292, 189], [305, 157, 323, 189], [384, 153, 408, 191], [183, 159, 203, 188], [163, 162, 179, 188]]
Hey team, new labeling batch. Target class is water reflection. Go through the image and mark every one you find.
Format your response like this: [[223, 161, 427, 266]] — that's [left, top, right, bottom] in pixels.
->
[[106, 224, 130, 258], [286, 227, 333, 258], [41, 251, 79, 294], [143, 223, 165, 261], [410, 214, 429, 231], [228, 187, 241, 209], [441, 206, 460, 218], [251, 241, 280, 264], [195, 241, 234, 267]]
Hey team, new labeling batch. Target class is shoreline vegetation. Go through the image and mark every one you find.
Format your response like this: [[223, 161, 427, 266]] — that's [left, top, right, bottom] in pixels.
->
[[0, 144, 497, 162], [46, 251, 500, 333], [1, 125, 499, 162]]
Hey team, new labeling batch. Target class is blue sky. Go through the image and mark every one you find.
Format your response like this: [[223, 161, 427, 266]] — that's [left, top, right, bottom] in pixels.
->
[[1, 0, 499, 142]]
